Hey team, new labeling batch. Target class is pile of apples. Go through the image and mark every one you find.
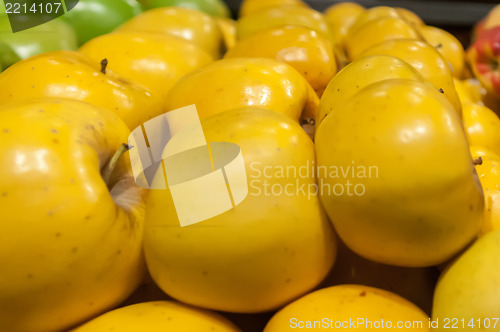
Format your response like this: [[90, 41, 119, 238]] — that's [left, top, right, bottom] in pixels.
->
[[0, 0, 499, 331]]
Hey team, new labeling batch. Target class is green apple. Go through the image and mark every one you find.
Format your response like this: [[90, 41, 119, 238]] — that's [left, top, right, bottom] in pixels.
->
[[0, 14, 77, 61], [61, 0, 143, 45], [0, 39, 20, 70]]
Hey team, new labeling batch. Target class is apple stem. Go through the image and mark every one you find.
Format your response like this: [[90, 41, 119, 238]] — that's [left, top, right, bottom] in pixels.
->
[[300, 117, 315, 126], [100, 58, 108, 74], [102, 143, 130, 187], [473, 157, 483, 166]]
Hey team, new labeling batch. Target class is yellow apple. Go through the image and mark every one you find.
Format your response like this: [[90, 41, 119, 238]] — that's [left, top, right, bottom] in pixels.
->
[[117, 7, 224, 59], [420, 25, 465, 78], [322, 241, 437, 315], [316, 79, 483, 267], [225, 25, 337, 96], [0, 51, 165, 129], [236, 5, 333, 42], [239, 0, 308, 17], [432, 229, 500, 331], [265, 285, 430, 331], [165, 57, 319, 122], [144, 108, 337, 313], [361, 39, 462, 116], [79, 31, 213, 103], [345, 17, 420, 60], [470, 146, 500, 234], [72, 301, 241, 332], [316, 54, 428, 125], [0, 99, 146, 332], [462, 102, 500, 155], [323, 2, 364, 48]]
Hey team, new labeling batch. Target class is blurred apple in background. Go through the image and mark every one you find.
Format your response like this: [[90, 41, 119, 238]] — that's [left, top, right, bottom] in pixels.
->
[[236, 5, 333, 42], [0, 14, 77, 64], [323, 2, 364, 49], [360, 39, 462, 116], [347, 6, 403, 34], [420, 25, 465, 78], [345, 16, 420, 60], [482, 4, 500, 30], [140, 0, 231, 18], [396, 7, 424, 27], [216, 17, 237, 50], [60, 0, 143, 45], [0, 39, 20, 71], [117, 7, 223, 59], [467, 26, 500, 99], [225, 25, 337, 97], [239, 0, 308, 18], [467, 4, 500, 112]]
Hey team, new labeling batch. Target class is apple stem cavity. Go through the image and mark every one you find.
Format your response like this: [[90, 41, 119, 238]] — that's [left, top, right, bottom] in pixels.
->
[[102, 143, 130, 187], [100, 58, 108, 74], [473, 157, 483, 166], [300, 117, 315, 126], [490, 59, 499, 72]]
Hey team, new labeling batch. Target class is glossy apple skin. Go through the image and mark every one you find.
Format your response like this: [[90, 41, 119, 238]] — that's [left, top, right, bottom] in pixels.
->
[[79, 31, 213, 102], [164, 57, 319, 123], [420, 25, 465, 79], [316, 55, 428, 125], [225, 25, 337, 97], [462, 102, 500, 156], [0, 99, 146, 332], [117, 7, 223, 59], [73, 301, 242, 332], [345, 17, 420, 60], [0, 51, 165, 129], [316, 79, 484, 267], [237, 5, 333, 42], [467, 26, 500, 98], [144, 108, 336, 313], [469, 147, 500, 235], [432, 229, 500, 330], [361, 39, 462, 117], [265, 285, 430, 332]]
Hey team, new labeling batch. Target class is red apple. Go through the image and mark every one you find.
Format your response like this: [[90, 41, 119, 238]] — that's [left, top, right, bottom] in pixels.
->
[[467, 26, 500, 98]]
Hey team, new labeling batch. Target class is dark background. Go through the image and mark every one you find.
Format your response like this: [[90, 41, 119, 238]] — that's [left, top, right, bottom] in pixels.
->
[[224, 0, 500, 47]]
